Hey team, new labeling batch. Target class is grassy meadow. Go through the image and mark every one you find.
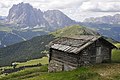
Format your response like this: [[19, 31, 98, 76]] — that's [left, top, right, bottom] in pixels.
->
[[0, 63, 120, 80], [112, 43, 120, 62], [16, 57, 48, 68]]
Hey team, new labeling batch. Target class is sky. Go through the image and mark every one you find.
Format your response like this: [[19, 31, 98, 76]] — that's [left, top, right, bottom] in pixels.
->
[[0, 0, 120, 21]]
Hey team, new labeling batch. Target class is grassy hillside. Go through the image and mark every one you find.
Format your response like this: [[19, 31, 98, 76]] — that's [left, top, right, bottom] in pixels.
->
[[16, 57, 48, 67], [50, 25, 99, 37], [0, 57, 48, 78], [112, 43, 120, 62], [114, 43, 120, 48], [0, 57, 48, 71], [0, 63, 120, 80], [25, 64, 120, 80], [0, 35, 54, 66]]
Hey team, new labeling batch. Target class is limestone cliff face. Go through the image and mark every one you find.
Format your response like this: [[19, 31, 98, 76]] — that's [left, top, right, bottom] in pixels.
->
[[7, 2, 45, 27], [6, 2, 78, 30]]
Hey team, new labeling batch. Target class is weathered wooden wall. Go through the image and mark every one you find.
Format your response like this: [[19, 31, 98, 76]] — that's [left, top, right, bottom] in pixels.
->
[[78, 43, 96, 66], [77, 39, 111, 67], [48, 39, 111, 72], [96, 39, 111, 62], [48, 49, 77, 72]]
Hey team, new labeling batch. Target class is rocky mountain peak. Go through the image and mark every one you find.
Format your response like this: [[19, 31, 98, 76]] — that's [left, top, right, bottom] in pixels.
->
[[6, 3, 78, 30], [43, 10, 76, 29], [6, 2, 44, 27]]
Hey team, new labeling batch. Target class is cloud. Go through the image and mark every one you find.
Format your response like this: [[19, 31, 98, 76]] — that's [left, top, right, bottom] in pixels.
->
[[25, 0, 87, 10], [0, 0, 25, 9], [0, 0, 120, 21], [0, 0, 87, 11], [0, 3, 8, 8], [80, 1, 120, 12]]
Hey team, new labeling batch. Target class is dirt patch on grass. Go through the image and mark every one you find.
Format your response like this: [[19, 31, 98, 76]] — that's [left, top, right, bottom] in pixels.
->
[[90, 63, 120, 79]]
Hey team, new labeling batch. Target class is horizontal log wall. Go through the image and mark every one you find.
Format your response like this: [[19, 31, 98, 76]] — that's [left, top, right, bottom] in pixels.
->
[[51, 49, 78, 64], [48, 49, 78, 72]]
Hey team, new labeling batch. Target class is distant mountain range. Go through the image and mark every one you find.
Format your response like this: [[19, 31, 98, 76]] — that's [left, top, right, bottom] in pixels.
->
[[82, 14, 120, 41], [81, 23, 120, 41], [84, 14, 120, 24]]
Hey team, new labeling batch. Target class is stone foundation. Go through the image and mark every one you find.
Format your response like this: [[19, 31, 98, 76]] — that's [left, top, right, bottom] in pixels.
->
[[48, 60, 76, 72], [48, 60, 63, 72]]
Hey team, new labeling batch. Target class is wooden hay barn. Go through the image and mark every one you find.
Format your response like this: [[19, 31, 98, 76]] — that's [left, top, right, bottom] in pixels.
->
[[48, 35, 116, 72]]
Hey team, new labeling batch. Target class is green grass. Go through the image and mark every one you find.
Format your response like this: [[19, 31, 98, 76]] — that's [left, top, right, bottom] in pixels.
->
[[0, 66, 13, 70], [0, 66, 101, 80], [27, 63, 120, 80], [0, 57, 48, 70], [0, 65, 48, 80], [28, 67, 102, 80], [114, 43, 120, 48], [16, 57, 48, 68], [112, 43, 120, 62], [1, 63, 120, 80], [112, 49, 120, 62], [0, 57, 48, 79]]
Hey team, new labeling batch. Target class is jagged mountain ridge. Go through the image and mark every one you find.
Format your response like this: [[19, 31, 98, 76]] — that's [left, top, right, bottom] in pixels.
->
[[6, 2, 78, 31], [7, 3, 46, 27]]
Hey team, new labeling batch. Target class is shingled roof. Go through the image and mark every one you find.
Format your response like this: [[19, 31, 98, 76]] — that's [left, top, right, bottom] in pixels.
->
[[49, 35, 116, 54]]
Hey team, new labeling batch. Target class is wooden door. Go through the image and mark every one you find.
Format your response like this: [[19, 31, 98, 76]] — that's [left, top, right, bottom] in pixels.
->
[[96, 47, 102, 63]]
